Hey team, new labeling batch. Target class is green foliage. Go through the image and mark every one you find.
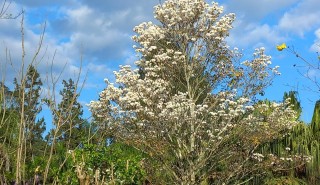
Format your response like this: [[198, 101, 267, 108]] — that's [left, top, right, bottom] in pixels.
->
[[264, 176, 307, 185], [67, 143, 146, 184]]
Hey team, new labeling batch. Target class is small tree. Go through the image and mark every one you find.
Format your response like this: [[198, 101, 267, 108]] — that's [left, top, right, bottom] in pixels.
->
[[90, 0, 297, 184], [53, 78, 85, 150]]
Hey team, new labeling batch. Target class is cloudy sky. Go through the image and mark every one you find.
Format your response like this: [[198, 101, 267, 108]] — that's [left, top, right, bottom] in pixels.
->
[[0, 0, 320, 124]]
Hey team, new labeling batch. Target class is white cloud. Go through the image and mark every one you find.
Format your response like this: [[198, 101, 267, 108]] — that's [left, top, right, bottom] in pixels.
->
[[0, 0, 161, 96], [86, 63, 112, 77], [0, 18, 80, 90], [227, 22, 285, 49], [311, 28, 320, 52], [222, 0, 320, 50], [13, 0, 77, 7], [278, 0, 320, 36], [223, 0, 299, 21], [305, 68, 320, 79], [222, 0, 297, 49], [49, 3, 157, 64]]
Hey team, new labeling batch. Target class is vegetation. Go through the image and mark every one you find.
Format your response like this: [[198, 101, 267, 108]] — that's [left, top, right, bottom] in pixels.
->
[[1, 0, 320, 184]]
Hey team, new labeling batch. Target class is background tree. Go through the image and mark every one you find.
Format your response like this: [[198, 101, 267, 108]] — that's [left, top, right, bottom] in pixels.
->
[[13, 64, 46, 181], [90, 0, 297, 184], [53, 78, 85, 150]]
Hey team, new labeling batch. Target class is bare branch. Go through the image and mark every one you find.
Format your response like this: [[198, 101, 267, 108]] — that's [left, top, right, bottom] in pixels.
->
[[0, 0, 23, 19]]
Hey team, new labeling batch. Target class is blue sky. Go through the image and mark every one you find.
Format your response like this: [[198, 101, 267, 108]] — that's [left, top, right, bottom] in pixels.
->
[[0, 0, 320, 125]]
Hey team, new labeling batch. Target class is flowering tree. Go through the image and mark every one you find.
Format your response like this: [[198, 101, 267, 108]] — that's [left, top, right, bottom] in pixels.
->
[[90, 0, 297, 184]]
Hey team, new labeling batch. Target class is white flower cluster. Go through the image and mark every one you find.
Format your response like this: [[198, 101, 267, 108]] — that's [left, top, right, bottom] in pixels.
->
[[241, 99, 298, 142], [154, 0, 232, 33], [252, 153, 265, 162], [242, 48, 279, 79], [132, 0, 236, 76], [232, 47, 281, 97]]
